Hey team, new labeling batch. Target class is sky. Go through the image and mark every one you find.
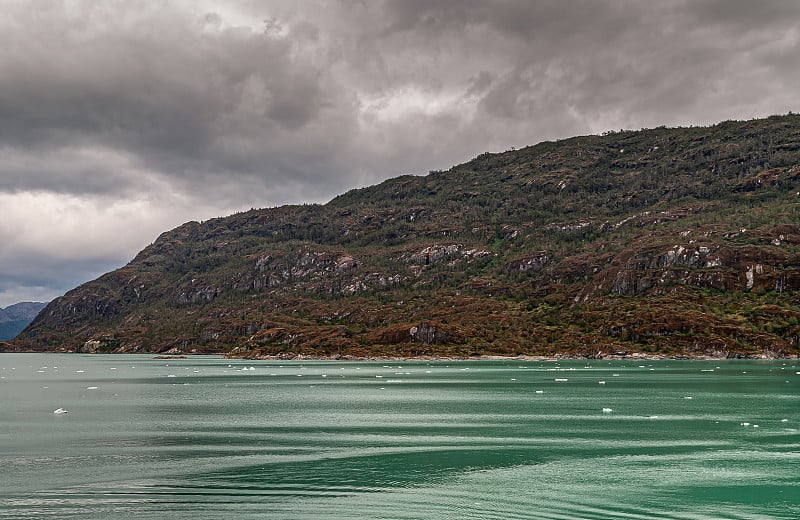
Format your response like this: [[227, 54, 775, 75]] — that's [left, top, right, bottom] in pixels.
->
[[1, 0, 799, 308]]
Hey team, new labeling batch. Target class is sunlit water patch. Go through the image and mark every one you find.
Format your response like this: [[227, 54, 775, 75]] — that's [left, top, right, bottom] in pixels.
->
[[1, 354, 798, 519]]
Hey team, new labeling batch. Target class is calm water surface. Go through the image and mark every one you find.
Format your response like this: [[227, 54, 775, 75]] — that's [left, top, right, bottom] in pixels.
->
[[1, 354, 798, 519]]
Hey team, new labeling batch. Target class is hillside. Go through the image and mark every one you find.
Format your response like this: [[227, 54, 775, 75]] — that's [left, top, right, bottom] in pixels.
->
[[0, 302, 46, 341], [12, 114, 800, 358]]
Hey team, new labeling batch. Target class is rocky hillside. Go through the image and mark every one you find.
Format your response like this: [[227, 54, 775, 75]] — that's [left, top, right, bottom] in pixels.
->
[[13, 115, 800, 358], [0, 302, 46, 340]]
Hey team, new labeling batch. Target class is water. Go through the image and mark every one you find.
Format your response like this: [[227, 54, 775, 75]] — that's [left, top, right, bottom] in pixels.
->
[[1, 354, 798, 519]]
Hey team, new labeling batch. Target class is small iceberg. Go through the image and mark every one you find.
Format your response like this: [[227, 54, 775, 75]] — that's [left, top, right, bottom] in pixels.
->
[[53, 408, 69, 414], [555, 378, 568, 382], [86, 386, 98, 390], [598, 380, 606, 385], [602, 408, 613, 413], [535, 390, 544, 394]]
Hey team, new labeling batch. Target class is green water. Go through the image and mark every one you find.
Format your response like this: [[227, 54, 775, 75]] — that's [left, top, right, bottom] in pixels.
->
[[1, 354, 798, 519]]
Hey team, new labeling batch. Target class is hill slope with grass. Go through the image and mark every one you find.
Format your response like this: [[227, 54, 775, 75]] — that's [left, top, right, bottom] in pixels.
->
[[13, 114, 800, 358]]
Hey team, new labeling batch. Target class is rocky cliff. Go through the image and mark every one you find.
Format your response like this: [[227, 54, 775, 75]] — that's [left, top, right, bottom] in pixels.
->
[[15, 115, 800, 358]]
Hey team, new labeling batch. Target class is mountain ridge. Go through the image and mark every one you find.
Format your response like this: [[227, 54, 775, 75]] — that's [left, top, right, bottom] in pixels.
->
[[0, 302, 47, 341], [11, 114, 800, 358]]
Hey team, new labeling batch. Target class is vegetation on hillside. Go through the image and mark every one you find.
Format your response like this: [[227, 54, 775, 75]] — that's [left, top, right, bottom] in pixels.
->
[[13, 114, 800, 358]]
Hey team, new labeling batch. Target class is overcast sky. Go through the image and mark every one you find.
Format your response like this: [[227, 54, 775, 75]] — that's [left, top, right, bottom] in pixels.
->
[[1, 0, 799, 307]]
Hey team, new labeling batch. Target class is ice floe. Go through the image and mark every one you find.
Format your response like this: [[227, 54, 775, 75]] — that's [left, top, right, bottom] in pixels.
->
[[53, 408, 68, 414]]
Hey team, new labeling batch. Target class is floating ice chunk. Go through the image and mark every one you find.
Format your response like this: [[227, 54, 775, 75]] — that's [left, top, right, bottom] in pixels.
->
[[535, 390, 544, 394], [598, 381, 606, 385], [555, 378, 568, 382], [684, 396, 693, 400], [167, 374, 176, 378], [781, 419, 789, 422], [753, 424, 759, 428], [110, 367, 117, 370], [510, 378, 517, 381], [612, 374, 619, 377], [321, 374, 327, 378], [649, 415, 659, 419], [53, 408, 68, 414], [701, 369, 714, 372], [86, 386, 98, 390], [741, 422, 750, 426], [602, 408, 613, 413]]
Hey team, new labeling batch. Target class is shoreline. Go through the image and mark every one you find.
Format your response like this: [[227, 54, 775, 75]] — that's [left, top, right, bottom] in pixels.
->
[[2, 350, 795, 361]]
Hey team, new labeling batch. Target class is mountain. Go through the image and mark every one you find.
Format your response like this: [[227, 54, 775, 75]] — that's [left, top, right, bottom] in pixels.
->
[[0, 302, 47, 340], [13, 115, 800, 358]]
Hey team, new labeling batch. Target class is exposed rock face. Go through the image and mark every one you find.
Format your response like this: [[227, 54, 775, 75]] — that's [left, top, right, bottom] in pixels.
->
[[12, 115, 800, 358], [409, 323, 451, 344]]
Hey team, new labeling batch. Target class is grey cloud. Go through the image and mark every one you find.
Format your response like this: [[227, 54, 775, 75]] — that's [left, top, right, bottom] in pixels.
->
[[0, 2, 359, 205]]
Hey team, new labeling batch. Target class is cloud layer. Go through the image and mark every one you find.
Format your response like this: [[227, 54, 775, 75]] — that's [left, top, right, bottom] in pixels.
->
[[1, 0, 799, 306]]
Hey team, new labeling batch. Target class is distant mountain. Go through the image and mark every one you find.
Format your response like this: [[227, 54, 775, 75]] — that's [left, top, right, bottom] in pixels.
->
[[0, 302, 47, 340], [14, 114, 800, 358]]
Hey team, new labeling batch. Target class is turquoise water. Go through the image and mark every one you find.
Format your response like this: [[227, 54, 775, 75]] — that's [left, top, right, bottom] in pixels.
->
[[1, 354, 798, 519]]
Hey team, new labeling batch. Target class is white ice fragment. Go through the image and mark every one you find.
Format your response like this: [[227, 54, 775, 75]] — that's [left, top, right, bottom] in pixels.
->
[[649, 415, 659, 419], [684, 396, 693, 400], [86, 386, 98, 390], [555, 378, 568, 382], [535, 390, 544, 394], [598, 381, 606, 384], [602, 408, 613, 413], [781, 419, 789, 422], [741, 422, 750, 426], [53, 408, 68, 414], [167, 374, 176, 378]]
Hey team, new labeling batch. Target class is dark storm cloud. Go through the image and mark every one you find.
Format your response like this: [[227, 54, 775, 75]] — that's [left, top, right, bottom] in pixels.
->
[[1, 0, 798, 306]]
